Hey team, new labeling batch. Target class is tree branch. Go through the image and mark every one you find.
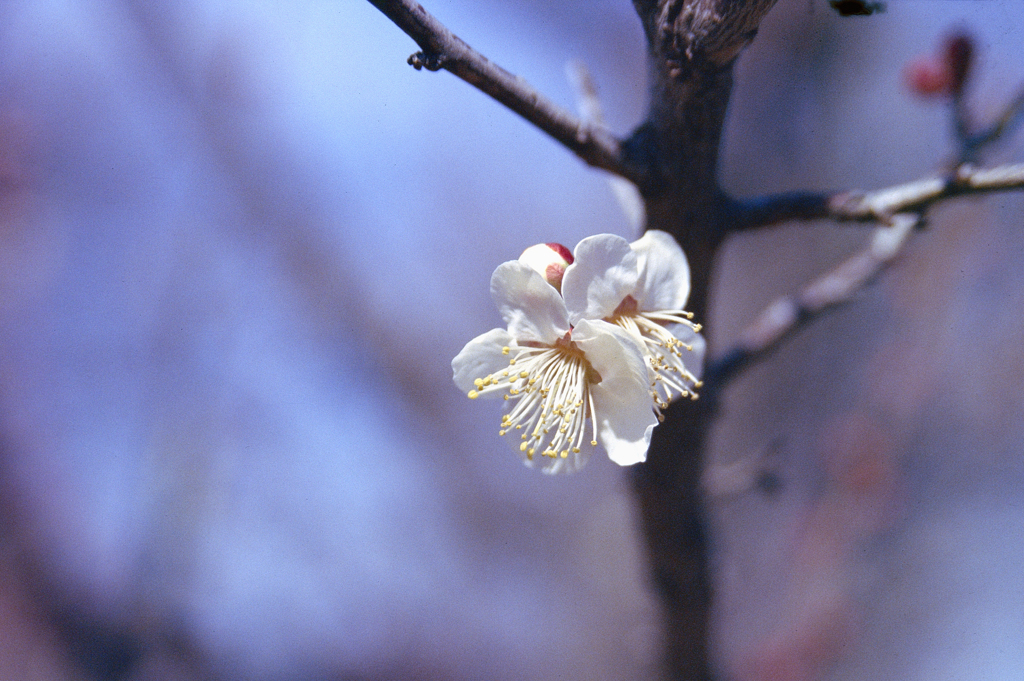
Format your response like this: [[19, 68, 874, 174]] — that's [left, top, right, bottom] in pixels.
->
[[963, 82, 1024, 161], [366, 0, 650, 187], [729, 162, 1024, 231], [707, 161, 1024, 393], [704, 213, 918, 390], [635, 0, 779, 75]]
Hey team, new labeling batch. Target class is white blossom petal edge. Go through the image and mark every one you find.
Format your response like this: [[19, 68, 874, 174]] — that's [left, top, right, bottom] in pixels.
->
[[561, 234, 638, 325]]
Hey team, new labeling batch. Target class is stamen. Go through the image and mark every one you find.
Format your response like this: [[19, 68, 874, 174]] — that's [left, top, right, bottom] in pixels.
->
[[613, 308, 701, 414], [468, 343, 598, 469]]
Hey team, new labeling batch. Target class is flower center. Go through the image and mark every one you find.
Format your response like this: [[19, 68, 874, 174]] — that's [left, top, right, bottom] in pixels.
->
[[613, 309, 703, 418], [467, 343, 599, 463]]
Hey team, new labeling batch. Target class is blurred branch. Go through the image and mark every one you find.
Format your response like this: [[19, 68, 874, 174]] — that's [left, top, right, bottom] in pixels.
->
[[365, 0, 649, 187], [947, 33, 975, 147], [567, 61, 647, 233], [941, 32, 1024, 164], [705, 213, 917, 390], [712, 162, 1024, 389], [730, 162, 1024, 230], [910, 31, 1024, 164], [962, 82, 1024, 162]]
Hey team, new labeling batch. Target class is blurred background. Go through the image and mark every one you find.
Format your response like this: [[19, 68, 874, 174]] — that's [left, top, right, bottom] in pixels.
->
[[0, 1, 1021, 680]]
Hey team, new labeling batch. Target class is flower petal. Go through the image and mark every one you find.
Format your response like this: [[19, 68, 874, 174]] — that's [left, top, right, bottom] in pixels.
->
[[490, 261, 570, 344], [561, 234, 639, 325], [631, 230, 691, 312], [451, 328, 515, 393], [572, 318, 658, 467]]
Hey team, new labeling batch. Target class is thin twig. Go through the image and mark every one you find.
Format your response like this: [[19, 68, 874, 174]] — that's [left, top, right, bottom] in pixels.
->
[[366, 0, 648, 187], [710, 162, 1024, 390], [729, 162, 1024, 231], [704, 213, 918, 390], [963, 81, 1024, 161]]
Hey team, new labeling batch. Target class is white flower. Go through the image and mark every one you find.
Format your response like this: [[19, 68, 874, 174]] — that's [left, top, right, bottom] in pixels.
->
[[452, 232, 703, 474], [562, 231, 704, 417]]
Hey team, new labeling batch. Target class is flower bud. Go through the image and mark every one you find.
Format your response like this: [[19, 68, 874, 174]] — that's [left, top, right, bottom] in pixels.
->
[[519, 242, 574, 292], [904, 58, 951, 97], [903, 32, 975, 99]]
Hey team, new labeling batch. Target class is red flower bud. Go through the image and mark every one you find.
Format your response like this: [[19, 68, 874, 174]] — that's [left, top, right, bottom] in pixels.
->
[[904, 58, 952, 97], [519, 242, 574, 292]]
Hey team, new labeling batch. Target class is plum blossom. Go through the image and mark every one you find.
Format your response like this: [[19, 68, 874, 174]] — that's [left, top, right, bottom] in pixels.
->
[[452, 232, 703, 474], [562, 231, 704, 417]]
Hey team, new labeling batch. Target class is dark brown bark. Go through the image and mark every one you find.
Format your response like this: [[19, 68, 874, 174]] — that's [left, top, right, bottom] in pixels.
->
[[625, 2, 776, 678]]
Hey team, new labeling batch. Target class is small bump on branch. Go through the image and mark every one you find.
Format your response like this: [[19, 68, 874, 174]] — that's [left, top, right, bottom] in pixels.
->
[[407, 51, 445, 71]]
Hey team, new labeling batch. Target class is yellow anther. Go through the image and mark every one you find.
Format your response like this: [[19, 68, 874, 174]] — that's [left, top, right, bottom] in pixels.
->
[[468, 390, 479, 399], [474, 378, 484, 389], [520, 442, 529, 452], [519, 371, 529, 378], [502, 346, 510, 355], [560, 451, 568, 458], [590, 440, 597, 446]]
